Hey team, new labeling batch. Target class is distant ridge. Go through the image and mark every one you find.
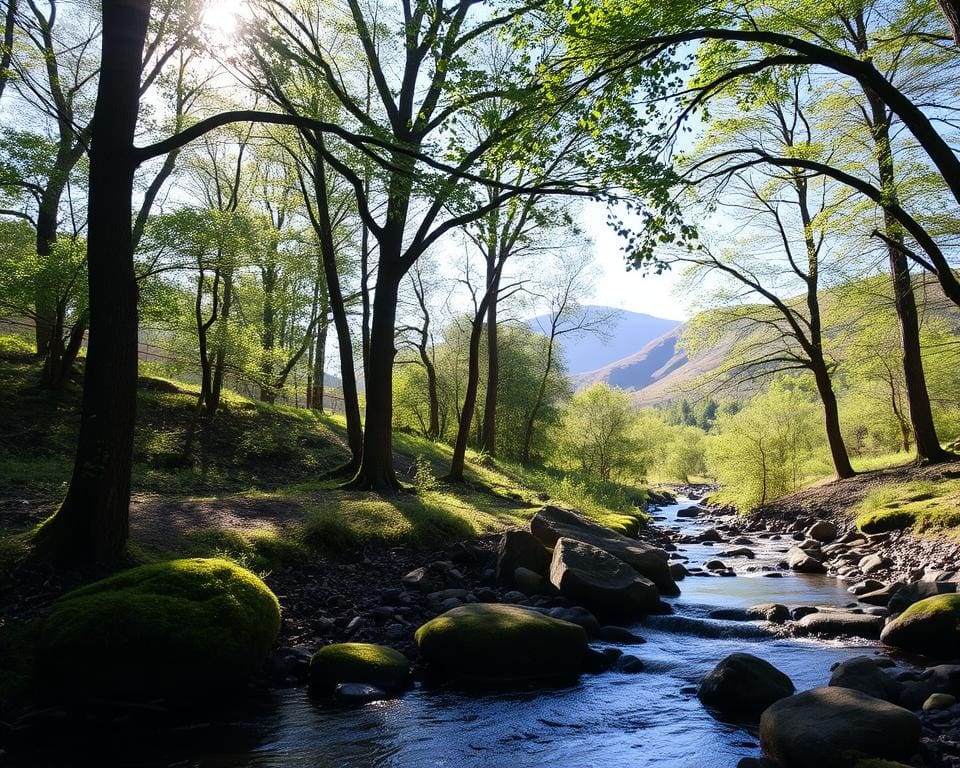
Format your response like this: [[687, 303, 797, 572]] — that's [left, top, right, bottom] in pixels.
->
[[527, 306, 681, 375]]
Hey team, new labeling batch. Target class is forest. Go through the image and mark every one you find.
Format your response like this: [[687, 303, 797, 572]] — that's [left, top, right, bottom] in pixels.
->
[[0, 0, 959, 766]]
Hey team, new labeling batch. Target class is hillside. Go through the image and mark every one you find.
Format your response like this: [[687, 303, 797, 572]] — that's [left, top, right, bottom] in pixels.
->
[[528, 306, 680, 375]]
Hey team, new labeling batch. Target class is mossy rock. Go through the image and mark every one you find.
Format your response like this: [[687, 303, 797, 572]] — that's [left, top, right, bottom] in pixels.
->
[[880, 593, 960, 658], [414, 603, 587, 686], [857, 509, 916, 535], [38, 558, 280, 699], [309, 643, 410, 694]]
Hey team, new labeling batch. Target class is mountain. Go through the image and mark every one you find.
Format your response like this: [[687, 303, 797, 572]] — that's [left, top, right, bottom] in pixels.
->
[[528, 306, 681, 375]]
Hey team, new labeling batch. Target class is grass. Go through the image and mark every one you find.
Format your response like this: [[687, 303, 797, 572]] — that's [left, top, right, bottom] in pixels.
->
[[856, 478, 960, 537], [0, 342, 651, 565]]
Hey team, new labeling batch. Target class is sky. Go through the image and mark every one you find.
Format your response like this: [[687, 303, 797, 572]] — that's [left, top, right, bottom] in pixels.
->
[[577, 202, 692, 322]]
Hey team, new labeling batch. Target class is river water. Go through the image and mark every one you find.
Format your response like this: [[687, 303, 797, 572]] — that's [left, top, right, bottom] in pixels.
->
[[145, 499, 894, 768]]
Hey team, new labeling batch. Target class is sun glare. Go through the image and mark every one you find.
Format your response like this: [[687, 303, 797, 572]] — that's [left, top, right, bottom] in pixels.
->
[[202, 1, 241, 43]]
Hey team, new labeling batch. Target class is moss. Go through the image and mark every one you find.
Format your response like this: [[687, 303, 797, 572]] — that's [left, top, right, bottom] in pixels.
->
[[38, 558, 280, 699], [414, 603, 587, 685], [309, 643, 410, 694], [857, 508, 917, 534], [0, 619, 41, 711], [881, 593, 960, 658], [896, 592, 960, 622]]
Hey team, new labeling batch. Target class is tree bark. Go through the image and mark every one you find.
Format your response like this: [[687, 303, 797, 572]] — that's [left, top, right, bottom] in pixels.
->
[[861, 82, 948, 463], [310, 144, 362, 467], [938, 0, 960, 46], [480, 247, 501, 457], [36, 0, 150, 565], [346, 269, 400, 490]]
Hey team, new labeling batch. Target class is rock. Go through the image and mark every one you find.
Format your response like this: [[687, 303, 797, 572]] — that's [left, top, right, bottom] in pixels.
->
[[858, 583, 903, 607], [859, 554, 891, 575], [597, 625, 646, 644], [881, 593, 960, 658], [582, 646, 621, 673], [849, 579, 885, 596], [699, 528, 723, 542], [710, 608, 748, 621], [530, 506, 679, 596], [545, 606, 601, 636], [309, 642, 410, 695], [439, 597, 463, 612], [549, 538, 660, 620], [496, 530, 551, 583], [829, 656, 901, 702], [705, 559, 728, 571], [790, 606, 818, 620], [513, 567, 544, 596], [923, 692, 957, 710], [886, 580, 958, 615], [806, 521, 838, 543], [720, 547, 756, 559], [414, 604, 587, 684], [898, 665, 960, 709], [698, 653, 795, 722], [669, 562, 688, 580], [269, 646, 313, 684], [793, 612, 884, 640], [676, 507, 701, 518], [502, 590, 527, 603], [334, 682, 389, 705], [746, 604, 790, 624], [787, 546, 827, 574], [617, 655, 645, 673], [402, 567, 437, 593], [37, 558, 280, 699], [760, 687, 921, 768]]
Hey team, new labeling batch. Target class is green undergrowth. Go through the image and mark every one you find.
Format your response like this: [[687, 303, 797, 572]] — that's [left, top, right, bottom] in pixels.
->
[[856, 479, 960, 536], [0, 354, 651, 563]]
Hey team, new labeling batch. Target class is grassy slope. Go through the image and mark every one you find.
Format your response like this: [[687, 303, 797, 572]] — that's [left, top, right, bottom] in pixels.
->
[[0, 337, 649, 571]]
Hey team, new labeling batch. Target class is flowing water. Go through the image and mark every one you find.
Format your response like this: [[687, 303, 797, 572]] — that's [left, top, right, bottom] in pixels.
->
[[74, 501, 900, 768]]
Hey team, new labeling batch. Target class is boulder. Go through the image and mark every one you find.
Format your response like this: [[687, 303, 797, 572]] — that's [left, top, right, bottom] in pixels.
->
[[886, 580, 957, 615], [787, 546, 827, 574], [549, 538, 660, 620], [513, 567, 544, 596], [720, 547, 756, 559], [897, 664, 960, 709], [746, 603, 790, 624], [760, 687, 921, 768], [698, 652, 795, 721], [597, 625, 646, 644], [545, 606, 601, 636], [849, 579, 885, 596], [793, 612, 884, 640], [496, 530, 551, 583], [37, 558, 281, 699], [309, 643, 410, 695], [806, 521, 838, 543], [858, 582, 903, 607], [860, 554, 891, 575], [415, 603, 587, 684], [530, 506, 679, 596], [923, 692, 956, 710], [700, 528, 723, 542], [880, 593, 960, 658], [669, 562, 688, 581], [334, 682, 389, 705], [829, 656, 901, 702]]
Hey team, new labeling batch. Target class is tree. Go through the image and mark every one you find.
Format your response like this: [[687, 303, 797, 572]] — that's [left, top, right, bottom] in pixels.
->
[[557, 383, 640, 482], [35, 0, 151, 563], [245, 0, 595, 491]]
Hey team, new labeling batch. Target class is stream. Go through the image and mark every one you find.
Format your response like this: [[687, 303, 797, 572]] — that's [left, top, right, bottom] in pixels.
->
[[119, 498, 901, 768]]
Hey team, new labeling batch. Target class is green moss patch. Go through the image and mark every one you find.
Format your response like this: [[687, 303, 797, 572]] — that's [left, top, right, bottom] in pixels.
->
[[38, 558, 280, 699], [309, 643, 410, 694], [881, 593, 960, 658], [856, 480, 960, 537], [415, 603, 587, 685]]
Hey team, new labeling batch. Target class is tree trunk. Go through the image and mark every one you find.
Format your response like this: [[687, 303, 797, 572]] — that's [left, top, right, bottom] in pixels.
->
[[346, 270, 400, 491], [448, 300, 487, 482], [480, 255, 501, 457], [862, 84, 947, 463], [36, 0, 150, 565], [938, 0, 960, 46], [521, 328, 557, 466], [312, 319, 327, 412], [311, 147, 363, 467], [811, 360, 855, 479], [0, 0, 16, 102], [209, 270, 232, 416]]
